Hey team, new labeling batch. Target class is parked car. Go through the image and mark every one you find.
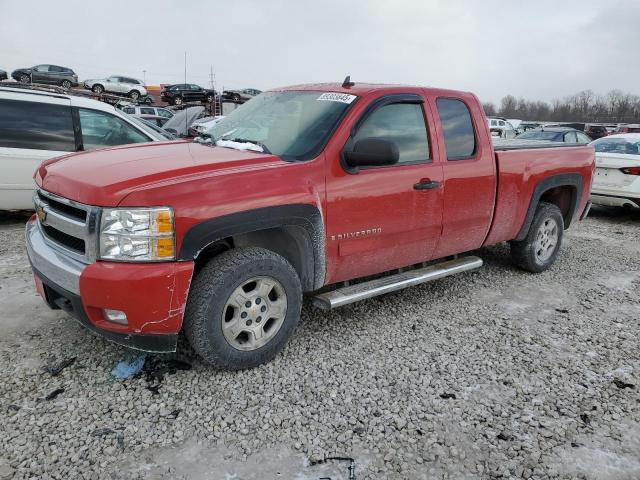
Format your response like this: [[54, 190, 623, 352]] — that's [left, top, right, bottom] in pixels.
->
[[120, 105, 174, 121], [162, 106, 205, 137], [516, 127, 592, 144], [222, 88, 261, 102], [585, 124, 609, 140], [488, 117, 517, 139], [519, 122, 541, 133], [160, 84, 216, 106], [0, 86, 171, 210], [83, 76, 147, 100], [190, 115, 225, 135], [0, 69, 7, 81], [612, 124, 640, 134], [25, 82, 594, 370], [590, 133, 640, 209], [11, 64, 78, 89]]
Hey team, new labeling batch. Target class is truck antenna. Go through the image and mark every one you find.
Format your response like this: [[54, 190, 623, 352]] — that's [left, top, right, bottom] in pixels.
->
[[342, 75, 355, 88]]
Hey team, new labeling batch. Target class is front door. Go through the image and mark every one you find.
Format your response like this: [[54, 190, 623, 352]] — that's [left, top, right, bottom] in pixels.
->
[[325, 94, 444, 284]]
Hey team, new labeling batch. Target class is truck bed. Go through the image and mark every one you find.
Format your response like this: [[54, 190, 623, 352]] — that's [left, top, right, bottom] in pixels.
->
[[483, 143, 595, 246]]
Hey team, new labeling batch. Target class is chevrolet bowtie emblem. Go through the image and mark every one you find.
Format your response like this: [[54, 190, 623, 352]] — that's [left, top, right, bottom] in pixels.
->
[[36, 205, 47, 223]]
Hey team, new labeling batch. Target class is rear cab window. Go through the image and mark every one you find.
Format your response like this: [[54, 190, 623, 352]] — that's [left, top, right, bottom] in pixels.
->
[[436, 98, 476, 160]]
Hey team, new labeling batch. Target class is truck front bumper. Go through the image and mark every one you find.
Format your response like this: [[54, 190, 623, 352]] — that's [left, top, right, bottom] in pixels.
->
[[26, 217, 194, 353]]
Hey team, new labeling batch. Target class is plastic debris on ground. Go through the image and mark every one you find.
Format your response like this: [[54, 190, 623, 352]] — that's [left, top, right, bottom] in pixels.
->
[[111, 355, 146, 379]]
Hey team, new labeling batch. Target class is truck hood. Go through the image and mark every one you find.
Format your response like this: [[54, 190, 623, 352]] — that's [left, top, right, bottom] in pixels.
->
[[36, 141, 284, 206]]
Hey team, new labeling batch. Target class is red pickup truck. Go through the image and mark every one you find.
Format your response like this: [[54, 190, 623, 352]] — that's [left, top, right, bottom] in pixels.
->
[[27, 81, 594, 370]]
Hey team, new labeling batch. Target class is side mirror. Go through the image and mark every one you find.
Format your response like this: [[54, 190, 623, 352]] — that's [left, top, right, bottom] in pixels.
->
[[165, 128, 177, 134], [344, 138, 399, 168]]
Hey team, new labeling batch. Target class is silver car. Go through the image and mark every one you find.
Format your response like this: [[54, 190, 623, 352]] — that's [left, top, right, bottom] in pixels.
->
[[83, 75, 147, 100]]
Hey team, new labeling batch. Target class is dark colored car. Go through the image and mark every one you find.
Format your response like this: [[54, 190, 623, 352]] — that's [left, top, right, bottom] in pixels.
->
[[160, 84, 216, 106], [11, 64, 78, 89], [585, 125, 608, 140], [0, 69, 7, 81], [515, 127, 593, 144]]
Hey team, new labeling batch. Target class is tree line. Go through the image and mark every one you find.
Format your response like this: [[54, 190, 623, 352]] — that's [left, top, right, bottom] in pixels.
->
[[483, 89, 640, 124]]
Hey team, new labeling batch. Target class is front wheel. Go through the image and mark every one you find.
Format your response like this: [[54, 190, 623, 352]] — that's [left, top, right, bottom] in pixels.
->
[[61, 80, 72, 89], [510, 202, 564, 273], [173, 96, 183, 106], [205, 94, 214, 103], [92, 84, 104, 94], [129, 90, 140, 100], [183, 247, 302, 370], [19, 74, 30, 84]]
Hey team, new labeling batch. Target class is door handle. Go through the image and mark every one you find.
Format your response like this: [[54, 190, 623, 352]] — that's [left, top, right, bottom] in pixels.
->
[[413, 179, 441, 190]]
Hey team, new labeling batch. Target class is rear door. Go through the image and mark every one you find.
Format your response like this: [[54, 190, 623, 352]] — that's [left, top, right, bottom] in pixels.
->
[[428, 95, 497, 258], [325, 93, 444, 283], [0, 93, 75, 209], [31, 65, 50, 83]]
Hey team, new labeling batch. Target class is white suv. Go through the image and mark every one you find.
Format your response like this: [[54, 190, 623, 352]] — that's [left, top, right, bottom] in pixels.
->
[[0, 86, 169, 210], [83, 76, 147, 100]]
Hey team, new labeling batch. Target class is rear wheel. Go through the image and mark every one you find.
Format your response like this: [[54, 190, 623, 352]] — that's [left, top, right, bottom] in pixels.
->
[[129, 90, 140, 100], [183, 248, 302, 370], [61, 80, 72, 89], [92, 84, 104, 94], [19, 74, 30, 84], [510, 202, 564, 273], [205, 94, 214, 103], [173, 96, 183, 106]]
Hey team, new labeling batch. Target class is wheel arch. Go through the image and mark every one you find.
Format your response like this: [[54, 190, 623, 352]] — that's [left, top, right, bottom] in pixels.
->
[[179, 204, 325, 292], [515, 173, 583, 241]]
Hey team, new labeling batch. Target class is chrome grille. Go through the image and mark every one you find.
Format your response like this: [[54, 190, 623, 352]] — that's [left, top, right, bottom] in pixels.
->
[[34, 189, 101, 263]]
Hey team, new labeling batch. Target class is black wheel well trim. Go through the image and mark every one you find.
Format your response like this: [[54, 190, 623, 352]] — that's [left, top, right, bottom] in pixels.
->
[[515, 173, 583, 241], [178, 204, 325, 291]]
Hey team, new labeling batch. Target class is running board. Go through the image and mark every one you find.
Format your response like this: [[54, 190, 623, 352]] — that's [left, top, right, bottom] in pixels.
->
[[312, 256, 483, 310]]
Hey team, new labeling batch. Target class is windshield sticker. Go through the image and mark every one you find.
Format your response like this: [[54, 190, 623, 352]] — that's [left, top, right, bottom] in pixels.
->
[[317, 92, 357, 104]]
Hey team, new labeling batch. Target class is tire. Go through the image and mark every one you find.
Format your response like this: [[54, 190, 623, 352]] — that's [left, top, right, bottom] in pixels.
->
[[92, 84, 104, 94], [61, 80, 71, 89], [129, 90, 140, 100], [183, 247, 302, 370], [510, 202, 564, 273], [173, 96, 183, 106], [205, 94, 214, 103], [19, 74, 30, 84]]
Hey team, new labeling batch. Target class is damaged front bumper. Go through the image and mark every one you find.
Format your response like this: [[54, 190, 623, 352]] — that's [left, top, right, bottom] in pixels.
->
[[26, 217, 194, 353]]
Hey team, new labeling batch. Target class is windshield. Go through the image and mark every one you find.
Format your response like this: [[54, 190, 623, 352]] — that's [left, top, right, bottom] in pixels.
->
[[592, 137, 640, 155], [516, 130, 561, 141], [202, 91, 357, 160], [125, 113, 174, 140]]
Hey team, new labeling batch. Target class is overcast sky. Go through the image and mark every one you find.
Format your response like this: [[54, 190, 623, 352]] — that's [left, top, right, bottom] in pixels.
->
[[1, 0, 638, 104]]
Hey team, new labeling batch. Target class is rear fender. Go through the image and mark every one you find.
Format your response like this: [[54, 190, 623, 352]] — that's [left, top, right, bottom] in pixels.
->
[[515, 173, 583, 241]]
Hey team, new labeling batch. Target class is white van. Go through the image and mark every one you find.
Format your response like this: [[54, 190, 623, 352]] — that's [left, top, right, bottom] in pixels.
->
[[0, 86, 170, 210]]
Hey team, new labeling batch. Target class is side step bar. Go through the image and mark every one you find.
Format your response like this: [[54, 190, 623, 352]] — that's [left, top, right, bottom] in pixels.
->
[[312, 256, 483, 310]]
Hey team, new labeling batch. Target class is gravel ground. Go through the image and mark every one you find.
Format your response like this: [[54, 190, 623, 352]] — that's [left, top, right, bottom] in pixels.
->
[[0, 207, 639, 480]]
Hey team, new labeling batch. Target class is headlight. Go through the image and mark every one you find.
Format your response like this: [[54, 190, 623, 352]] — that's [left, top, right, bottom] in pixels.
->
[[99, 207, 175, 261]]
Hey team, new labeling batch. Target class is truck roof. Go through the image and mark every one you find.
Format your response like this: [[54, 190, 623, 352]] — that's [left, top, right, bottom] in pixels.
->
[[275, 82, 473, 98]]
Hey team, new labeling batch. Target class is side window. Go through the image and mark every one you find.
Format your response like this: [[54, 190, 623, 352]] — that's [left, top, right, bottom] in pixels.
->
[[0, 99, 75, 151], [79, 109, 150, 150], [490, 119, 497, 126], [140, 107, 155, 115], [122, 107, 136, 114], [498, 120, 505, 126], [353, 102, 430, 164], [157, 109, 173, 119], [35, 65, 49, 72], [436, 98, 476, 160], [564, 131, 577, 143], [576, 132, 591, 144]]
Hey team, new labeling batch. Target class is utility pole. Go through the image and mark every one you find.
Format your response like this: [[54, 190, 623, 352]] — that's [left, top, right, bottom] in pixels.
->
[[143, 70, 146, 84]]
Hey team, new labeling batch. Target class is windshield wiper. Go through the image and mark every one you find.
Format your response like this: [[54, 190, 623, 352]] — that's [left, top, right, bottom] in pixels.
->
[[221, 137, 271, 154]]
